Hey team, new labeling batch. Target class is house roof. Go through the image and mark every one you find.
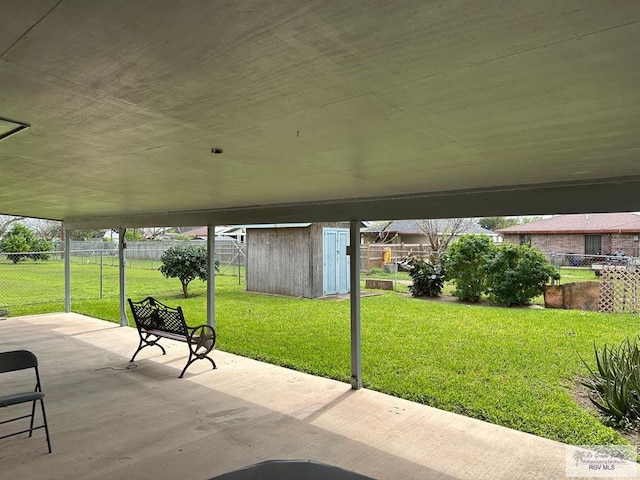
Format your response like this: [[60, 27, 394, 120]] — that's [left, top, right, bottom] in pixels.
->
[[365, 220, 495, 236], [180, 226, 246, 237], [497, 213, 640, 234], [1, 3, 640, 228]]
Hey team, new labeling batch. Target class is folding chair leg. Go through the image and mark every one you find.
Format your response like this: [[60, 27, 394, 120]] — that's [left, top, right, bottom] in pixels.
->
[[29, 399, 37, 437], [40, 398, 52, 453]]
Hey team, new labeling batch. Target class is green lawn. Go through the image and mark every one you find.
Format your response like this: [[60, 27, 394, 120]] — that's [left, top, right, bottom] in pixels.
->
[[558, 267, 600, 283], [2, 260, 635, 446]]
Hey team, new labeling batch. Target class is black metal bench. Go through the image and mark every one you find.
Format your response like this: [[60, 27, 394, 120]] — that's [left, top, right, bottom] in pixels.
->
[[128, 297, 216, 378]]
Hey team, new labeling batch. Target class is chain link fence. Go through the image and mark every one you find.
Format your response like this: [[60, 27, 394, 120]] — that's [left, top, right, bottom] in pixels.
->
[[0, 240, 246, 312], [547, 252, 639, 274], [360, 243, 434, 271]]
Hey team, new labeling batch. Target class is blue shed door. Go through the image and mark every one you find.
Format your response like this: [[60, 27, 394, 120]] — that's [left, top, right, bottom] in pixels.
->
[[323, 228, 350, 296]]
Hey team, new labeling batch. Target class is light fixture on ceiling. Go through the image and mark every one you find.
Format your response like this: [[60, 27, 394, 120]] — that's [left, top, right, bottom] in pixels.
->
[[0, 117, 30, 141]]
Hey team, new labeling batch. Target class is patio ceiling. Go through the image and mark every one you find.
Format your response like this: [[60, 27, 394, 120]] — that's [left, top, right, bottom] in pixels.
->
[[1, 1, 639, 229]]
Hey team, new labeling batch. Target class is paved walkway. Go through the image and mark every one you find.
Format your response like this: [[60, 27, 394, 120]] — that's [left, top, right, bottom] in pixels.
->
[[0, 313, 633, 479]]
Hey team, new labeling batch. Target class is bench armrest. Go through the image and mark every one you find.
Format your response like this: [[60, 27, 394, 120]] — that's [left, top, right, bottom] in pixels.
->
[[186, 325, 216, 355], [186, 324, 211, 332]]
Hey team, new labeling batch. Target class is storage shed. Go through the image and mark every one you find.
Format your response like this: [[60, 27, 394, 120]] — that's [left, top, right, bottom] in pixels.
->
[[246, 223, 350, 298]]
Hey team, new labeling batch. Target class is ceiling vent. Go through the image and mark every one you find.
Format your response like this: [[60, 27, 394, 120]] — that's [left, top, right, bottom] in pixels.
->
[[0, 117, 29, 141]]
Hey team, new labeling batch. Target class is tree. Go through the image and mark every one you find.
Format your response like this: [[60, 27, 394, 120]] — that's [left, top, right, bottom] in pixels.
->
[[141, 226, 168, 240], [478, 216, 544, 231], [478, 216, 519, 231], [368, 221, 397, 244], [69, 229, 104, 240], [0, 215, 24, 238], [445, 234, 495, 302], [413, 218, 477, 259], [0, 223, 53, 263], [23, 218, 61, 240], [159, 245, 219, 298], [125, 229, 144, 241]]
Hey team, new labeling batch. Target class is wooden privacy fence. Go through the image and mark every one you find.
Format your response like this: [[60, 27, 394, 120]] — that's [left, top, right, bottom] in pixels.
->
[[360, 243, 433, 270]]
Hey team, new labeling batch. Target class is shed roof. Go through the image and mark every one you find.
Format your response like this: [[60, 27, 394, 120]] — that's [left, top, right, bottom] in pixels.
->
[[497, 213, 640, 234]]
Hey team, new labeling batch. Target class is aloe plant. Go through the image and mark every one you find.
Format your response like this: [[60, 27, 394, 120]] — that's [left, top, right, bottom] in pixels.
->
[[582, 337, 640, 425]]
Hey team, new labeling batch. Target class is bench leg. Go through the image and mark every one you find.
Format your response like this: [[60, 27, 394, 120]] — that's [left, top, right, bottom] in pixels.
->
[[178, 351, 216, 378], [178, 355, 194, 378], [178, 364, 190, 378], [130, 336, 166, 362], [205, 356, 217, 370]]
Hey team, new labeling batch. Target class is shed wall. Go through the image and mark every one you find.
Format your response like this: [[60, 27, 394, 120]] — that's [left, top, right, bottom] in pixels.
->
[[246, 222, 350, 298], [247, 227, 311, 297]]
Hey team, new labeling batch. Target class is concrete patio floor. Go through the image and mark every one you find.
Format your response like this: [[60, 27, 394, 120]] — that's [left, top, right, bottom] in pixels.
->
[[0, 313, 627, 479]]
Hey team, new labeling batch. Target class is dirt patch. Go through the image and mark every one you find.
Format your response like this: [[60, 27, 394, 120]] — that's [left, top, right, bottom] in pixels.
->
[[572, 379, 640, 445], [400, 293, 545, 309]]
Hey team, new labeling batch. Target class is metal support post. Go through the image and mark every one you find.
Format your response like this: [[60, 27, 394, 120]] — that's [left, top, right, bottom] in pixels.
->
[[207, 225, 216, 328], [119, 228, 128, 327], [64, 227, 71, 313], [349, 220, 362, 389]]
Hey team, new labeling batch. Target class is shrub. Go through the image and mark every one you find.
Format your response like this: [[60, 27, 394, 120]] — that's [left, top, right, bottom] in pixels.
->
[[581, 337, 640, 427], [0, 223, 53, 263], [445, 235, 495, 302], [159, 244, 219, 298], [407, 257, 446, 297], [485, 243, 555, 306]]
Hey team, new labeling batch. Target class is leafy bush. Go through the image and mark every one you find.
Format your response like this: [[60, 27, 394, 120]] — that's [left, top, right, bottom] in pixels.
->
[[444, 235, 495, 302], [581, 337, 640, 427], [485, 243, 555, 306], [159, 244, 219, 298], [407, 257, 446, 297], [0, 223, 53, 263]]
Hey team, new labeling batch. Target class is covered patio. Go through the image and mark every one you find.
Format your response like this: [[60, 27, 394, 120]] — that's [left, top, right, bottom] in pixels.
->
[[0, 312, 569, 480], [2, 2, 640, 477]]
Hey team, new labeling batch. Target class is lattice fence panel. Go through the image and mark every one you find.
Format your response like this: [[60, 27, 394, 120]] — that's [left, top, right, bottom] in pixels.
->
[[598, 266, 640, 314]]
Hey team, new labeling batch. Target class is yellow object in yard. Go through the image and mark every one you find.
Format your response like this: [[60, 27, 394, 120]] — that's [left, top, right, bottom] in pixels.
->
[[383, 247, 391, 265]]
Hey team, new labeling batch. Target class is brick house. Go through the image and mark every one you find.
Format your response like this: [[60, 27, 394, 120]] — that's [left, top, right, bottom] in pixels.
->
[[497, 213, 640, 257]]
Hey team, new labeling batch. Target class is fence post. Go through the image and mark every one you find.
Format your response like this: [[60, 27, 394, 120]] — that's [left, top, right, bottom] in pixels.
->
[[100, 250, 103, 299], [237, 242, 241, 285]]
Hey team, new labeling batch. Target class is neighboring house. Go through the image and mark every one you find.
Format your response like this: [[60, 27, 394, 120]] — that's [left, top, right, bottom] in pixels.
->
[[362, 219, 499, 244], [180, 226, 246, 242], [497, 213, 640, 257], [246, 222, 351, 298]]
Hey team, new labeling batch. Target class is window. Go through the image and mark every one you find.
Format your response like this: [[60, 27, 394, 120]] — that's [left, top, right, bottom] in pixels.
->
[[584, 235, 602, 255], [519, 234, 531, 246]]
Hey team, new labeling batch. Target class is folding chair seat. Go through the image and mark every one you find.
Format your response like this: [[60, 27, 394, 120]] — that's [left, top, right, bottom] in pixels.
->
[[0, 350, 52, 453]]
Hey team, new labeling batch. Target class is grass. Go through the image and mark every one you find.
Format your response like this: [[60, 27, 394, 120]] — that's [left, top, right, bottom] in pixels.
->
[[3, 260, 636, 446], [559, 267, 600, 283]]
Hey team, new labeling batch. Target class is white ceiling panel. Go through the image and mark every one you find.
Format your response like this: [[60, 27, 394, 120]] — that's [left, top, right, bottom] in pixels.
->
[[0, 1, 639, 227]]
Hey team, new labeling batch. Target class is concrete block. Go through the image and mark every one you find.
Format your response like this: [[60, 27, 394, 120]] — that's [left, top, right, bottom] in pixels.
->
[[365, 279, 394, 290]]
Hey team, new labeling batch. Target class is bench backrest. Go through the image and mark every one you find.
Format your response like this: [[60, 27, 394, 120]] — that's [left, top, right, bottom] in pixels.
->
[[128, 297, 188, 336]]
